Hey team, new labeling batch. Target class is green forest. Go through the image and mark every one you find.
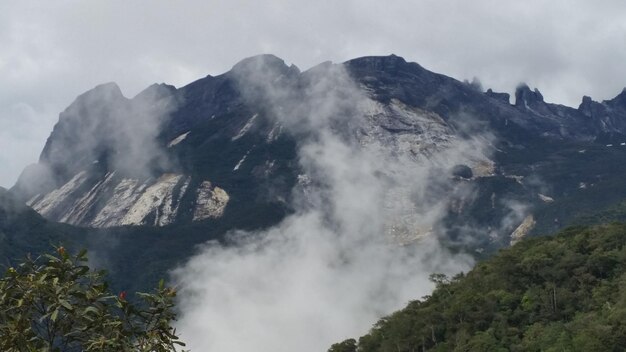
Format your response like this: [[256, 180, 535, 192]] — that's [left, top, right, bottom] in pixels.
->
[[330, 223, 626, 352]]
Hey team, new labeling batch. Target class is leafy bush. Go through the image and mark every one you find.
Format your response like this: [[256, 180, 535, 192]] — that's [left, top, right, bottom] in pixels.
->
[[0, 247, 186, 351]]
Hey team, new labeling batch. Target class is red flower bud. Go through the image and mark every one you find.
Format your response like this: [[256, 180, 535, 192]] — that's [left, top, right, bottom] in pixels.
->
[[118, 291, 127, 301]]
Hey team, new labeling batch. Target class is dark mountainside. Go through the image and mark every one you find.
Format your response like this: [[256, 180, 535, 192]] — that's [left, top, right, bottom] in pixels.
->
[[4, 54, 626, 294]]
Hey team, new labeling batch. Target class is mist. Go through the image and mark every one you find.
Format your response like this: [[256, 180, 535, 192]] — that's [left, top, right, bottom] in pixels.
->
[[45, 82, 177, 178], [173, 58, 491, 351], [13, 82, 178, 202]]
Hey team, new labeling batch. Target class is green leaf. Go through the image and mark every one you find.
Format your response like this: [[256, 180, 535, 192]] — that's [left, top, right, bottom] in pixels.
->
[[59, 300, 72, 311], [50, 309, 59, 322], [43, 254, 61, 263], [78, 248, 88, 259], [83, 306, 100, 315]]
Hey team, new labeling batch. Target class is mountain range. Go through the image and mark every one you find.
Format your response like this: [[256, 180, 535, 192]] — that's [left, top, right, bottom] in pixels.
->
[[3, 54, 626, 292]]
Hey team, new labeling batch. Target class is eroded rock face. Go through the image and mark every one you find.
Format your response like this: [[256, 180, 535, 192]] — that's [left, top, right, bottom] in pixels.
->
[[192, 181, 230, 221], [510, 215, 536, 246], [119, 174, 189, 227], [26, 172, 228, 228], [26, 171, 91, 221]]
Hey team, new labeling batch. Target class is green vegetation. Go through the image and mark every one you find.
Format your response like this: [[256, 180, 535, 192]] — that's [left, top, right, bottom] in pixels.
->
[[331, 223, 626, 351], [0, 247, 185, 351]]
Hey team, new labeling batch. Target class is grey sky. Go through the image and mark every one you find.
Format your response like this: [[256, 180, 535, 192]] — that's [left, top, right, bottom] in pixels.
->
[[1, 0, 626, 187]]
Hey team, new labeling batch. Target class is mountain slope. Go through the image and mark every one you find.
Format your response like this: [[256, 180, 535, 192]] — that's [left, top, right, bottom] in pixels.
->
[[331, 223, 626, 352], [0, 187, 85, 265]]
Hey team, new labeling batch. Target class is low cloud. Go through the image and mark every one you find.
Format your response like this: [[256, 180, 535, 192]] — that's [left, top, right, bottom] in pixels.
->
[[173, 59, 487, 351], [13, 82, 178, 200]]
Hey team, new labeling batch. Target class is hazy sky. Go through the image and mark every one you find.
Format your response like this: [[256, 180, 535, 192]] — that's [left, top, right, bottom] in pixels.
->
[[1, 0, 626, 187]]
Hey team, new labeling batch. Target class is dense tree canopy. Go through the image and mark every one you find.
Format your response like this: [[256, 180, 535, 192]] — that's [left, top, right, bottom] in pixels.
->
[[0, 247, 186, 351], [331, 223, 626, 352]]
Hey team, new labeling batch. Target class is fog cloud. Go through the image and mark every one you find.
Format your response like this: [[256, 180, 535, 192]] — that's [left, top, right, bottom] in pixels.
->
[[172, 59, 489, 351], [12, 82, 178, 201]]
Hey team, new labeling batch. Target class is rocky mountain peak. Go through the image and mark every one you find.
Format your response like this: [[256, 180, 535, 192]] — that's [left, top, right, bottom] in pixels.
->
[[133, 83, 177, 102], [581, 95, 593, 105], [230, 54, 300, 77], [514, 83, 544, 107], [486, 88, 511, 104], [610, 87, 626, 106], [67, 82, 126, 110], [345, 54, 412, 72], [86, 81, 124, 97], [39, 82, 130, 174], [578, 95, 598, 117], [56, 82, 127, 123]]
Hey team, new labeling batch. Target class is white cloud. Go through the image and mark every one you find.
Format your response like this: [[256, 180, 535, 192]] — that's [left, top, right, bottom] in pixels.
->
[[173, 61, 479, 351]]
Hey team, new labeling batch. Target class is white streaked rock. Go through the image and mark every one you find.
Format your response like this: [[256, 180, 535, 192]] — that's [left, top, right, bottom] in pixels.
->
[[29, 171, 89, 217], [538, 193, 555, 203], [121, 174, 185, 226], [233, 149, 252, 171], [91, 177, 146, 227], [232, 114, 258, 141], [60, 171, 117, 224], [155, 175, 190, 226], [267, 122, 283, 142], [27, 170, 229, 228], [510, 215, 536, 245], [167, 131, 190, 148]]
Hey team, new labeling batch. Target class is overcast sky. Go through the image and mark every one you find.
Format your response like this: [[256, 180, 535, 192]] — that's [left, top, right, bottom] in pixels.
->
[[1, 0, 626, 187]]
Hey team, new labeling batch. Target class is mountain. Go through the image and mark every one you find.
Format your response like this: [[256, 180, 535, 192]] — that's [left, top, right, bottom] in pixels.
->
[[330, 223, 626, 352], [9, 54, 626, 256], [4, 54, 626, 351]]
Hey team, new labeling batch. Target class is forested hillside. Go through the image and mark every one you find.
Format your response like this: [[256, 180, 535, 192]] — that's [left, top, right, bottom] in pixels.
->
[[331, 223, 626, 352]]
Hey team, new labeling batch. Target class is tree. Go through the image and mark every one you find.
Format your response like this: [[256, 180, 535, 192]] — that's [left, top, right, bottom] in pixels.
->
[[328, 338, 357, 352], [0, 246, 186, 351]]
